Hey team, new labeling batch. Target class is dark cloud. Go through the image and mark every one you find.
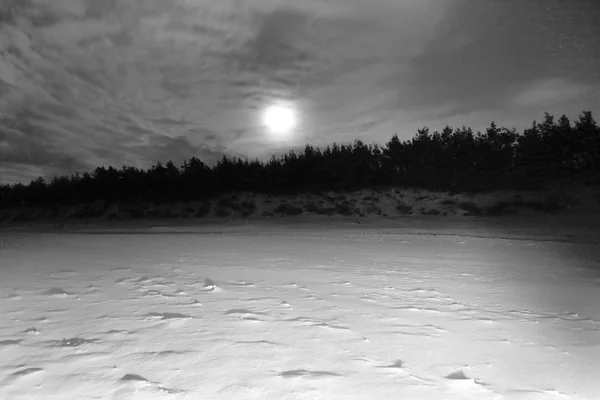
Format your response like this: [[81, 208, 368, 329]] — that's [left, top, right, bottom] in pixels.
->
[[185, 127, 221, 142], [84, 0, 117, 19], [150, 117, 191, 126], [38, 102, 80, 120], [66, 65, 111, 90], [159, 78, 195, 98], [141, 135, 225, 167], [393, 0, 600, 116], [28, 12, 62, 28], [248, 8, 315, 71], [0, 122, 91, 177], [1, 105, 136, 179], [219, 6, 329, 99]]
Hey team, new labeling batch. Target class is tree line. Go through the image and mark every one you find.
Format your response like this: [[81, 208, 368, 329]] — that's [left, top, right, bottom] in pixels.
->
[[1, 111, 598, 209]]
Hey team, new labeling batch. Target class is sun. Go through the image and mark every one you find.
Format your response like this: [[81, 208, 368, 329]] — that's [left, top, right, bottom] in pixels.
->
[[262, 104, 297, 138]]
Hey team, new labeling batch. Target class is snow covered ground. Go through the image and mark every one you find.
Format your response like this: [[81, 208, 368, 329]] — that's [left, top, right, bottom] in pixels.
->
[[1, 217, 600, 400]]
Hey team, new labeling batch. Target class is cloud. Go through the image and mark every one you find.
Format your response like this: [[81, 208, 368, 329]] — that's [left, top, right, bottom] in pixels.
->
[[246, 8, 315, 70], [1, 0, 599, 183], [2, 0, 452, 164], [0, 120, 91, 180], [0, 163, 49, 185], [129, 134, 227, 168], [388, 0, 600, 117], [33, 9, 121, 46], [150, 117, 191, 127], [510, 78, 591, 108]]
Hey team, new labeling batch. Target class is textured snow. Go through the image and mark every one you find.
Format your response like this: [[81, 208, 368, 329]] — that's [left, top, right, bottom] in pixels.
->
[[1, 218, 599, 400]]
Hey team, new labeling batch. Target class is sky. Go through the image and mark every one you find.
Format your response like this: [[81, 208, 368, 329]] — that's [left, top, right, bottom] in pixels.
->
[[1, 0, 599, 184]]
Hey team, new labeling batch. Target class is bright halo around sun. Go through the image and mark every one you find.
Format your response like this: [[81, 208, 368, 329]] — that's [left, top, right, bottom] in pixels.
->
[[262, 103, 297, 139]]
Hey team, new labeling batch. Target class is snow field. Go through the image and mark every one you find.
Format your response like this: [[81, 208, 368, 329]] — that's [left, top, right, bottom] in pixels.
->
[[1, 223, 599, 399]]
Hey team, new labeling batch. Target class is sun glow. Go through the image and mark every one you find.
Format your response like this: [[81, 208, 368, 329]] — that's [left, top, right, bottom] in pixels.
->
[[262, 103, 297, 139]]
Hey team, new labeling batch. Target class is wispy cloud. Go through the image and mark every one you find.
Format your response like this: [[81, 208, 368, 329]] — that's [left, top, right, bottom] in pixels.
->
[[510, 78, 592, 108]]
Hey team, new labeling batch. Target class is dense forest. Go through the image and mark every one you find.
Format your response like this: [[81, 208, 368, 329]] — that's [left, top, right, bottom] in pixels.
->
[[1, 111, 598, 210]]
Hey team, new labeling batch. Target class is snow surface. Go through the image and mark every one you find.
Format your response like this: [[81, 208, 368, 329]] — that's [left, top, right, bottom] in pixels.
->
[[1, 218, 600, 400]]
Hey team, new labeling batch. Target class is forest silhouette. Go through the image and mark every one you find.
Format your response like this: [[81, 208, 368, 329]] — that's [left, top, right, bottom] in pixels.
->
[[1, 111, 598, 211]]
